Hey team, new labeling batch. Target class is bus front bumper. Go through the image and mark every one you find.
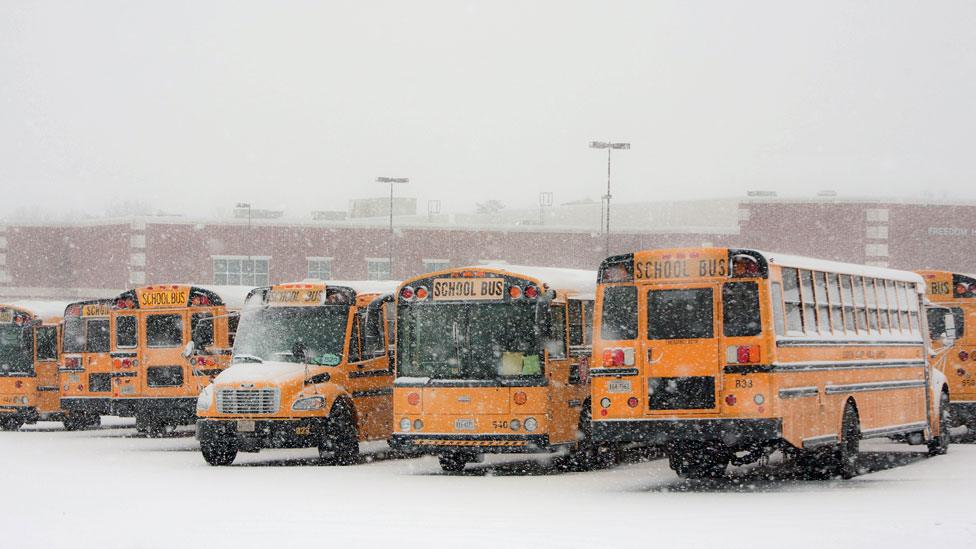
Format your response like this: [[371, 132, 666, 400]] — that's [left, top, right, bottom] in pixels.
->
[[61, 397, 113, 415], [592, 418, 782, 446], [197, 418, 326, 451], [389, 433, 552, 454]]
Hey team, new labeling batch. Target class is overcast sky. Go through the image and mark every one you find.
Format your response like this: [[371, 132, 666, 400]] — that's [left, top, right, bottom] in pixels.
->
[[2, 1, 975, 220]]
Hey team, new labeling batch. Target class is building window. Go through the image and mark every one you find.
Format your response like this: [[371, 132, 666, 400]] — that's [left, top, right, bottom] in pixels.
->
[[866, 209, 889, 222], [213, 256, 270, 286], [366, 258, 391, 280], [422, 258, 450, 273], [307, 257, 333, 280], [865, 225, 889, 239], [865, 243, 889, 257]]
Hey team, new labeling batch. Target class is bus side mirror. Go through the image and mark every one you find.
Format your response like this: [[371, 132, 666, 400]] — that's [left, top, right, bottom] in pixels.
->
[[182, 341, 195, 359]]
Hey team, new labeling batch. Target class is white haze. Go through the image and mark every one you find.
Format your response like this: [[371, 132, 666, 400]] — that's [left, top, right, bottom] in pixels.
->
[[2, 1, 975, 220]]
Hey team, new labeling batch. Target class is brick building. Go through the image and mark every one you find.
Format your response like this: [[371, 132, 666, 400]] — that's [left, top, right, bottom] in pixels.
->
[[1, 197, 972, 299]]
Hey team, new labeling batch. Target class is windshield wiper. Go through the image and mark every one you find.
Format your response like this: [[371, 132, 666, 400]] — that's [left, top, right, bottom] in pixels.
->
[[233, 354, 264, 364]]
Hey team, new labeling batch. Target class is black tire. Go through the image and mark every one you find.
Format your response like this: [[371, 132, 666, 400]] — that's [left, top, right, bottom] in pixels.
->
[[62, 413, 83, 432], [668, 442, 730, 479], [201, 437, 238, 466], [438, 454, 469, 473], [567, 404, 600, 471], [834, 403, 860, 479], [0, 417, 24, 431], [928, 391, 951, 456], [318, 403, 359, 465]]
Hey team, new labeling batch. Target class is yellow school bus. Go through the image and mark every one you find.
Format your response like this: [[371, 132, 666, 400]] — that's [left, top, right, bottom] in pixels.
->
[[917, 270, 976, 429], [591, 248, 952, 479], [389, 265, 597, 472], [59, 299, 114, 430], [0, 305, 62, 431], [196, 281, 398, 465], [110, 285, 244, 436]]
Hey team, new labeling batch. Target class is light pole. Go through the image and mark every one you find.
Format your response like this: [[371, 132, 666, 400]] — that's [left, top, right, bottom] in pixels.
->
[[538, 192, 552, 225], [236, 202, 252, 269], [376, 177, 409, 275], [427, 199, 441, 223], [589, 141, 630, 256]]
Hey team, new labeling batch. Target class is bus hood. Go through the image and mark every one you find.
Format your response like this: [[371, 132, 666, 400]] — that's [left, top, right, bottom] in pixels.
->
[[213, 361, 308, 386]]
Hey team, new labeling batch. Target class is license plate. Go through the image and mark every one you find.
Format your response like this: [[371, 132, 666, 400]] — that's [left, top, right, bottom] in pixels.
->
[[237, 420, 255, 432], [120, 385, 135, 395], [454, 418, 475, 431], [607, 380, 632, 394]]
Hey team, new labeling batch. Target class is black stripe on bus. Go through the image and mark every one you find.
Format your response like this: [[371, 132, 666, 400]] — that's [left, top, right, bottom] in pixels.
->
[[588, 367, 639, 377], [823, 379, 927, 395], [771, 360, 925, 373], [776, 339, 923, 348], [394, 378, 549, 388], [778, 386, 819, 399], [348, 370, 393, 379], [352, 388, 393, 398]]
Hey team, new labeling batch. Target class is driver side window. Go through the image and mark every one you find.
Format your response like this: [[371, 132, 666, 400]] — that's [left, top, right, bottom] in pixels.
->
[[347, 310, 362, 363], [548, 304, 567, 359]]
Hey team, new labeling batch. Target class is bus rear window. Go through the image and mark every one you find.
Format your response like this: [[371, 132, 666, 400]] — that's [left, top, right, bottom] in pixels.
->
[[648, 288, 714, 340], [147, 314, 184, 348], [723, 282, 761, 337], [600, 286, 637, 340]]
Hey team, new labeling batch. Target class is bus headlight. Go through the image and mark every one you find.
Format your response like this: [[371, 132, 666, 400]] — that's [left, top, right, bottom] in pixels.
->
[[196, 385, 214, 412], [509, 419, 521, 431], [524, 417, 538, 432], [292, 396, 326, 411], [400, 418, 412, 432]]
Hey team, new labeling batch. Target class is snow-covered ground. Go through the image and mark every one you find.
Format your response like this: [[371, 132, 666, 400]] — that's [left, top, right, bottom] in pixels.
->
[[2, 419, 975, 548]]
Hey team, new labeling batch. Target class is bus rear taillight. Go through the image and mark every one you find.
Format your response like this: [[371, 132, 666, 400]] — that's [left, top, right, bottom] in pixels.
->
[[959, 350, 969, 361], [400, 287, 415, 301], [602, 348, 634, 366], [407, 392, 420, 406], [726, 345, 760, 364], [64, 357, 81, 369], [524, 285, 539, 299], [414, 286, 429, 300], [513, 391, 527, 405]]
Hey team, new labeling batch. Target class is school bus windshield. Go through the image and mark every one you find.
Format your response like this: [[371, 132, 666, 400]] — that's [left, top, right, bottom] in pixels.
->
[[0, 325, 32, 375], [233, 305, 349, 364], [398, 302, 542, 380]]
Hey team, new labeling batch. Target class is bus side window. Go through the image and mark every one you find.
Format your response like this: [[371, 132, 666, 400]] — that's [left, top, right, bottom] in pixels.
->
[[384, 301, 395, 353], [347, 310, 363, 363], [116, 315, 138, 348], [952, 307, 965, 339], [228, 313, 239, 346], [771, 282, 786, 336], [35, 326, 58, 361], [583, 301, 594, 345], [191, 313, 215, 347], [547, 304, 567, 359]]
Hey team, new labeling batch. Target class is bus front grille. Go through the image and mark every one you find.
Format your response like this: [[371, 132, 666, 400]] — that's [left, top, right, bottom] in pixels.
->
[[216, 388, 280, 414]]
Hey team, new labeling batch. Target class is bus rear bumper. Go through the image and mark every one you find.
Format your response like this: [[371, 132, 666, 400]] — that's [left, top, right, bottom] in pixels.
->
[[0, 406, 39, 424], [197, 418, 325, 451], [114, 397, 197, 420], [592, 418, 782, 446], [389, 433, 552, 454], [61, 397, 112, 415]]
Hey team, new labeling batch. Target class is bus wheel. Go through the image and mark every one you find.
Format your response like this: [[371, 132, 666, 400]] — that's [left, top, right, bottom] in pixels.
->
[[82, 413, 101, 430], [438, 453, 472, 473], [928, 391, 951, 456], [0, 417, 24, 431], [668, 443, 729, 479], [319, 403, 359, 466], [833, 404, 861, 479], [201, 437, 238, 466], [62, 413, 83, 431]]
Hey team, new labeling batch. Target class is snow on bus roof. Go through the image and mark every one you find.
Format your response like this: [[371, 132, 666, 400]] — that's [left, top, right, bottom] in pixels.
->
[[466, 264, 597, 297], [189, 285, 257, 310], [296, 279, 400, 296], [757, 251, 924, 288], [5, 300, 76, 318]]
